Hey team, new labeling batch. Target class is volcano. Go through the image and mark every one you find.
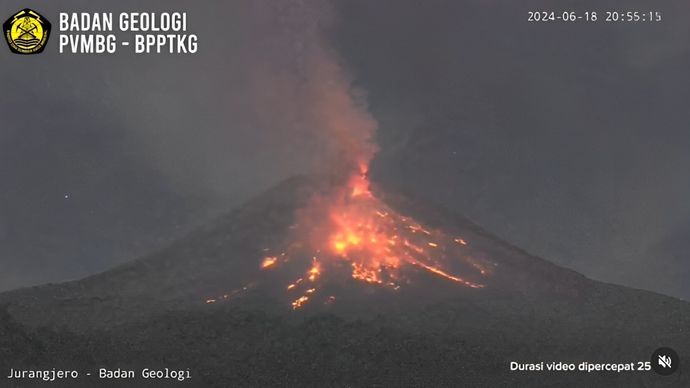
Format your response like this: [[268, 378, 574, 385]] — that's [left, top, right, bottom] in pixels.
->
[[1, 175, 689, 387], [0, 175, 587, 329]]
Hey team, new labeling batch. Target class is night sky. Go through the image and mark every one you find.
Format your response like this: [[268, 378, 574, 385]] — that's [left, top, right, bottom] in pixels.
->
[[1, 0, 688, 300]]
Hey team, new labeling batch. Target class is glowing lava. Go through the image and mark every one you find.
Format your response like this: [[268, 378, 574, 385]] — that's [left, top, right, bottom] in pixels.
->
[[258, 167, 494, 310], [194, 4, 493, 311], [261, 256, 278, 269], [204, 169, 494, 310]]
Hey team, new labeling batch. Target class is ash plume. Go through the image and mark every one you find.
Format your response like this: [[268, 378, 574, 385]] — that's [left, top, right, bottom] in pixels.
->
[[247, 0, 379, 184]]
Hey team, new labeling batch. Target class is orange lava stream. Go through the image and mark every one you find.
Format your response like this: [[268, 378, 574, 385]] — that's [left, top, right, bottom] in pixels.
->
[[325, 192, 485, 290], [271, 168, 492, 310], [261, 256, 277, 268], [206, 170, 493, 309]]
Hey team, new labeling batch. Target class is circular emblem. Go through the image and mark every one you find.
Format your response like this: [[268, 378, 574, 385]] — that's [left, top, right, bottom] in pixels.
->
[[651, 347, 679, 376], [3, 8, 51, 54]]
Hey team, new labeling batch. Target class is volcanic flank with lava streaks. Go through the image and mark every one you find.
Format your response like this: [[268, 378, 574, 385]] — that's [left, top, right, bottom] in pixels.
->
[[205, 163, 495, 310], [270, 165, 494, 310], [205, 0, 493, 310]]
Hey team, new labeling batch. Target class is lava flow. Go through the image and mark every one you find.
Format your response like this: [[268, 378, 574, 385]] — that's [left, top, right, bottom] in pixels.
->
[[203, 17, 493, 309], [256, 164, 494, 310]]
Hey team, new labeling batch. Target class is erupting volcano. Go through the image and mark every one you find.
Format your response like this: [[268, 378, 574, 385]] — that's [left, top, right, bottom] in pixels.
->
[[254, 164, 494, 310], [204, 150, 495, 310], [199, 1, 496, 310]]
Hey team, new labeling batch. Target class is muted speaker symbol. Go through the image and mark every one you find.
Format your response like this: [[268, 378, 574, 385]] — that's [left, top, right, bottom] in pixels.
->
[[651, 347, 678, 376]]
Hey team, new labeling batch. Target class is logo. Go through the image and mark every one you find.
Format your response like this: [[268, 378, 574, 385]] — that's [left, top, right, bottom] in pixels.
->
[[651, 347, 679, 376], [3, 8, 51, 54]]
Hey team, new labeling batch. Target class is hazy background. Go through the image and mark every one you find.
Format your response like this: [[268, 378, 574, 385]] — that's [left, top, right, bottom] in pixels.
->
[[1, 0, 688, 300]]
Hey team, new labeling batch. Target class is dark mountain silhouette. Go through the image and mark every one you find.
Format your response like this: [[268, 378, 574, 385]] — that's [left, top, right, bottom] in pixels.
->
[[0, 175, 688, 387]]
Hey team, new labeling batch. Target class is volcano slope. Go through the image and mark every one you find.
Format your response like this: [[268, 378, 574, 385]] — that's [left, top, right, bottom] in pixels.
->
[[0, 175, 688, 387]]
